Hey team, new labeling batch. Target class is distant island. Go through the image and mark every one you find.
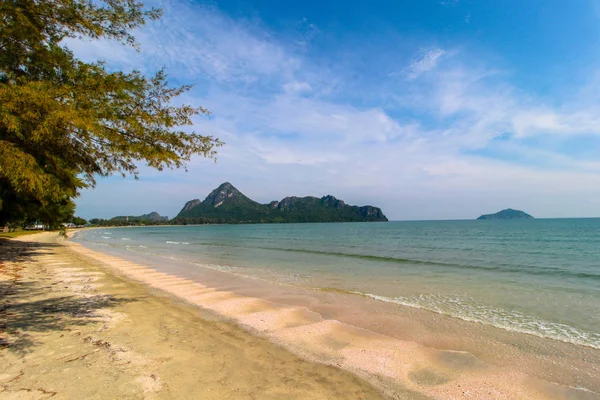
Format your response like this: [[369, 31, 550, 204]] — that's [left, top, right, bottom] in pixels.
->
[[477, 209, 534, 220], [88, 183, 388, 226], [172, 182, 388, 224]]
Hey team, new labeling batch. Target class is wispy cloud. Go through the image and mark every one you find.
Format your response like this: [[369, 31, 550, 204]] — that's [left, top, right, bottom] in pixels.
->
[[395, 48, 447, 80], [440, 0, 460, 7], [282, 81, 313, 94]]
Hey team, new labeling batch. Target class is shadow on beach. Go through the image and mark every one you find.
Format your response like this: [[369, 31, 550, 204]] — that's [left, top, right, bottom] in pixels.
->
[[0, 237, 60, 264], [0, 237, 136, 354]]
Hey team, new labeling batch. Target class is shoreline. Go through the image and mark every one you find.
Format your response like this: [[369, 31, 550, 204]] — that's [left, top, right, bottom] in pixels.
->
[[66, 230, 599, 399], [0, 232, 386, 399]]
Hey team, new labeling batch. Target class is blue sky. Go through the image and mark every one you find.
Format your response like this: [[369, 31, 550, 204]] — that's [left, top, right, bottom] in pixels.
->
[[73, 0, 600, 220]]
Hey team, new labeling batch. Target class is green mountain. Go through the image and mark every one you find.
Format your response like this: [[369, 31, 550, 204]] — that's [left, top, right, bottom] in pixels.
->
[[174, 182, 388, 224], [477, 209, 534, 220], [110, 212, 169, 223]]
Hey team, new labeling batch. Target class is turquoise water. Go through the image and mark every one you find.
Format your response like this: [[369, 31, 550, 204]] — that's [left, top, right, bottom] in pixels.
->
[[74, 219, 600, 349]]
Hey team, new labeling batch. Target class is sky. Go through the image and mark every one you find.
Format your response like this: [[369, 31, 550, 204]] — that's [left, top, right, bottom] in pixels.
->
[[73, 0, 600, 220]]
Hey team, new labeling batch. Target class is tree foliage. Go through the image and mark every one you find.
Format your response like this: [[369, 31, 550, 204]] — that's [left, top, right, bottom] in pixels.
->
[[71, 216, 87, 226], [0, 0, 222, 226]]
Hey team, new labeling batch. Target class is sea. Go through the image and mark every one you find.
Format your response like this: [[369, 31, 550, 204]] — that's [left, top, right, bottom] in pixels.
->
[[73, 219, 600, 351]]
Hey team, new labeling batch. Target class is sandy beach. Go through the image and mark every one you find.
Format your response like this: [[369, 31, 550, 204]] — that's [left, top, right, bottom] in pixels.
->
[[1, 231, 597, 399], [0, 232, 384, 399]]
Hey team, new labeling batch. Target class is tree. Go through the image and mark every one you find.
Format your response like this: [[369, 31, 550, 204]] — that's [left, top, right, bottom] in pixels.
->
[[72, 216, 88, 226], [36, 198, 76, 230], [0, 0, 222, 227]]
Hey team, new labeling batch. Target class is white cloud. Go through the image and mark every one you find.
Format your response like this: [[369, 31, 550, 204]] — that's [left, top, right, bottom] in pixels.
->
[[250, 143, 346, 166], [400, 48, 447, 80], [510, 108, 600, 137], [512, 110, 566, 137], [64, 0, 303, 85], [283, 81, 313, 94]]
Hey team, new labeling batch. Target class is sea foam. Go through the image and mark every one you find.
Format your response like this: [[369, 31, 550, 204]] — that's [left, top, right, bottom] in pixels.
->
[[352, 291, 600, 350]]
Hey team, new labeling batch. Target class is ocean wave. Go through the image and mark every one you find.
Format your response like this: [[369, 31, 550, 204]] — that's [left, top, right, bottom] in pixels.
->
[[121, 238, 131, 241], [101, 236, 111, 239], [166, 241, 190, 245], [351, 291, 600, 349], [138, 245, 148, 248]]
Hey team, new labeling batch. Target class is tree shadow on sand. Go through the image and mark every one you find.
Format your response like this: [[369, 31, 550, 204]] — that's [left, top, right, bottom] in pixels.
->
[[0, 238, 136, 355], [1, 285, 135, 354], [0, 237, 60, 264]]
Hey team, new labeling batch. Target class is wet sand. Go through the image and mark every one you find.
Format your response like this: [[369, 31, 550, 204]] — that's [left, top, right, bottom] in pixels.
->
[[85, 230, 600, 398], [3, 231, 598, 399], [0, 232, 385, 399]]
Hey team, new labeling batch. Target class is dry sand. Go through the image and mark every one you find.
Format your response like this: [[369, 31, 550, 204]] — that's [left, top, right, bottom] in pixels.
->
[[1, 232, 597, 399]]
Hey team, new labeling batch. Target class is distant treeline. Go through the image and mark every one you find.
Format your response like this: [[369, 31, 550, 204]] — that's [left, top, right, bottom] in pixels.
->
[[88, 216, 307, 226], [89, 218, 168, 227]]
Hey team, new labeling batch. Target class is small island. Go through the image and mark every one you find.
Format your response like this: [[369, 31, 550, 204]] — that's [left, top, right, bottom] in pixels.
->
[[477, 209, 534, 220]]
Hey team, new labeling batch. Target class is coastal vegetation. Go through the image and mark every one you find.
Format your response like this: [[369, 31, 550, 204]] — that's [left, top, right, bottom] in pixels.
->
[[90, 212, 168, 226], [0, 0, 221, 230]]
